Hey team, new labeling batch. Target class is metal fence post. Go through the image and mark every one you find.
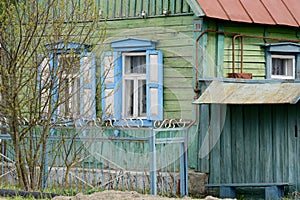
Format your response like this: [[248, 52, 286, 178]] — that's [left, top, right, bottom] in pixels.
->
[[180, 129, 189, 197], [150, 129, 157, 195]]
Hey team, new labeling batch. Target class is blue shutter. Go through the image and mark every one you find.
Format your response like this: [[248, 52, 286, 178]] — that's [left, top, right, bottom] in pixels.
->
[[50, 52, 59, 119], [101, 51, 122, 120], [146, 50, 163, 121], [80, 52, 96, 119]]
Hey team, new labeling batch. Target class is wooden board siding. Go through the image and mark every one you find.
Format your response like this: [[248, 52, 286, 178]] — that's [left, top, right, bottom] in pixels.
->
[[96, 0, 192, 19], [96, 15, 195, 120], [201, 20, 300, 79], [197, 104, 300, 191]]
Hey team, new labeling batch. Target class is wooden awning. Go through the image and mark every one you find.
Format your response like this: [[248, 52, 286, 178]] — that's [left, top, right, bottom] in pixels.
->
[[194, 81, 300, 104]]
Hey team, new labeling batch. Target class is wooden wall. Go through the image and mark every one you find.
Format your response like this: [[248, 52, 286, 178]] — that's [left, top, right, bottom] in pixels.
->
[[199, 19, 300, 79], [198, 104, 300, 191], [96, 15, 195, 120]]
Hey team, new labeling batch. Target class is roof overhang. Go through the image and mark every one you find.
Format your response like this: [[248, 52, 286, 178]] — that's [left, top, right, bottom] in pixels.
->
[[193, 81, 300, 104]]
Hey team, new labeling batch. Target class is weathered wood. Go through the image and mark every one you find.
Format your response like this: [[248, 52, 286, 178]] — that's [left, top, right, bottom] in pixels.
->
[[233, 105, 245, 183], [209, 105, 222, 183], [220, 106, 231, 183], [197, 104, 210, 173], [259, 105, 273, 183]]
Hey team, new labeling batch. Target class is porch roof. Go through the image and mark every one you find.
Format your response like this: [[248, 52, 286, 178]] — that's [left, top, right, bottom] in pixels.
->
[[195, 0, 300, 27], [193, 81, 300, 104]]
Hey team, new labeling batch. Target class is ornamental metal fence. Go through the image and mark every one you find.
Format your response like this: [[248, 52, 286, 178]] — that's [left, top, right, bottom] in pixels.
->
[[0, 123, 188, 197]]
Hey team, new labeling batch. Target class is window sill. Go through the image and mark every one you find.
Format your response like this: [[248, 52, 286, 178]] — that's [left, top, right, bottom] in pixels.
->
[[111, 119, 153, 127]]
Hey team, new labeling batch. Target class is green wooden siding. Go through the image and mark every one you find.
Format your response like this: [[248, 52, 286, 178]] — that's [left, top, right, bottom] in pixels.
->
[[199, 19, 300, 79], [96, 15, 194, 120], [198, 104, 300, 190]]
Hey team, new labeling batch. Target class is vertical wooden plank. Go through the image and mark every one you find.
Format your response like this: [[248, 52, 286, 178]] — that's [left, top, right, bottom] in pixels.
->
[[287, 105, 297, 186], [259, 105, 273, 183], [216, 23, 224, 78], [282, 105, 289, 183], [171, 0, 176, 14], [220, 105, 232, 183], [295, 104, 300, 191], [243, 106, 252, 182], [272, 105, 284, 183], [146, 0, 150, 16], [139, 0, 143, 14], [197, 104, 209, 173], [231, 105, 244, 183], [164, 0, 169, 13], [159, 0, 163, 15], [152, 0, 156, 16], [179, 0, 183, 13], [105, 0, 109, 17], [209, 104, 221, 184], [250, 106, 260, 182], [132, 0, 137, 16], [126, 0, 130, 17], [119, 0, 123, 18], [111, 0, 117, 18]]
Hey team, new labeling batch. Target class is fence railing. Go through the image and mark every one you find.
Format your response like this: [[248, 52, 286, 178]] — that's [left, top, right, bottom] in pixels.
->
[[0, 126, 188, 197]]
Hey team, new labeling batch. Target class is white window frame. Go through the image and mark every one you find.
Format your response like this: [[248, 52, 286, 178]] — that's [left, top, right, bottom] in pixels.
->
[[122, 52, 147, 119], [271, 55, 295, 80]]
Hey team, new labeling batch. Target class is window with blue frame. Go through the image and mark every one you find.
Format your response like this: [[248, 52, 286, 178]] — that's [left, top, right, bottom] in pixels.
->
[[40, 42, 96, 120], [265, 42, 300, 80], [102, 38, 163, 126]]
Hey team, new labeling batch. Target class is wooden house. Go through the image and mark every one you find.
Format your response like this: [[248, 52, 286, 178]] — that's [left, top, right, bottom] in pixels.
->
[[192, 0, 300, 198], [36, 0, 300, 197]]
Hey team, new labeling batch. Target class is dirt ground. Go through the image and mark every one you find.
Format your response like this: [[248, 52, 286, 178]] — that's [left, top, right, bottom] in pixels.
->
[[52, 190, 234, 200]]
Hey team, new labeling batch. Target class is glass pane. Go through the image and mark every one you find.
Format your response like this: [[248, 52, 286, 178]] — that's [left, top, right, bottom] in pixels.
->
[[125, 55, 146, 74], [104, 55, 114, 84], [70, 78, 80, 117], [105, 89, 114, 117], [124, 80, 134, 117], [138, 80, 146, 117], [272, 57, 293, 76], [82, 57, 92, 85], [272, 58, 284, 75], [286, 59, 293, 76]]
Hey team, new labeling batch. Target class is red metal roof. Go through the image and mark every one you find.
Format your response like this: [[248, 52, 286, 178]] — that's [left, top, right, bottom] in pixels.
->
[[196, 0, 300, 27]]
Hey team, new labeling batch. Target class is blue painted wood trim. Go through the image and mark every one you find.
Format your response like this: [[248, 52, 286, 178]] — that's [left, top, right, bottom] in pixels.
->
[[146, 50, 163, 121], [101, 52, 111, 119], [114, 51, 122, 120], [185, 0, 205, 16], [264, 42, 300, 79], [45, 42, 90, 53], [50, 52, 58, 119], [113, 119, 153, 127], [111, 38, 158, 52]]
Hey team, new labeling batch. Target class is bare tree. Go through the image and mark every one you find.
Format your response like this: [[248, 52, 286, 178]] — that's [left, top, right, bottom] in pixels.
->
[[0, 0, 105, 191]]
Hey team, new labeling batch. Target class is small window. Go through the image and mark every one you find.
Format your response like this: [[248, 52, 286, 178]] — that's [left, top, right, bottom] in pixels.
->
[[271, 55, 295, 79], [40, 43, 96, 120], [122, 52, 147, 118], [102, 38, 163, 125]]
